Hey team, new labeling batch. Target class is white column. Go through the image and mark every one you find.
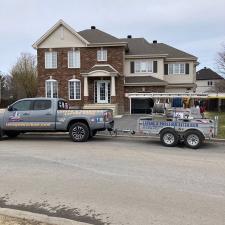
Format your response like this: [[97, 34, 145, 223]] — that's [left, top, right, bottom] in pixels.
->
[[111, 76, 116, 96], [84, 76, 89, 96]]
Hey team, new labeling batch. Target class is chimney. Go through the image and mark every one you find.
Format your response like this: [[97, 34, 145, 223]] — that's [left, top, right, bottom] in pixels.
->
[[153, 40, 157, 44], [127, 35, 132, 39], [91, 26, 96, 30], [204, 67, 207, 69]]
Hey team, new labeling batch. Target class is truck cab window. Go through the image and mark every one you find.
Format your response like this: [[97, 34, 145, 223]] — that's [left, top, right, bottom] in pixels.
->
[[58, 100, 69, 110], [33, 100, 51, 110], [11, 100, 32, 111]]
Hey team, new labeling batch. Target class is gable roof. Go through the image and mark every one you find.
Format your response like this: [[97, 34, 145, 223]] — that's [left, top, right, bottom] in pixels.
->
[[89, 64, 119, 73], [32, 20, 89, 49], [196, 67, 224, 80], [120, 38, 197, 59], [78, 29, 122, 44]]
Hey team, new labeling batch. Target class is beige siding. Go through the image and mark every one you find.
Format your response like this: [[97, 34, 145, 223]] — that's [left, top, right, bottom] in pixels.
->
[[196, 80, 214, 93], [39, 25, 86, 48]]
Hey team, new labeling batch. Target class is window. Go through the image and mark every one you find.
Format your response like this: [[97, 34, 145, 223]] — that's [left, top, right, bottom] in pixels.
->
[[168, 63, 185, 75], [68, 50, 80, 68], [45, 78, 58, 98], [33, 100, 51, 110], [11, 100, 32, 111], [97, 48, 107, 61], [135, 61, 153, 73], [208, 81, 213, 86], [68, 79, 81, 100], [45, 52, 57, 69]]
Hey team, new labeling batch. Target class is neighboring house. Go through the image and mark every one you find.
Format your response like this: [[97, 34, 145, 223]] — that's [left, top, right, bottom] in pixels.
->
[[33, 20, 198, 114], [196, 67, 224, 93]]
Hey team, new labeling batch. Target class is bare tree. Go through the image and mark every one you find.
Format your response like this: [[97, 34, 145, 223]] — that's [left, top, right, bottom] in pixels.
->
[[217, 44, 225, 75], [212, 79, 225, 92], [10, 53, 37, 99]]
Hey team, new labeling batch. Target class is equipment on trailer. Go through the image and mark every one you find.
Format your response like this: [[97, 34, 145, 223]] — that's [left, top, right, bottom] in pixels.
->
[[112, 108, 218, 149]]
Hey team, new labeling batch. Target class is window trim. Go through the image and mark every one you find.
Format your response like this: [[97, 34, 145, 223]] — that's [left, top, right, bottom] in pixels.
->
[[45, 78, 58, 98], [68, 50, 80, 68], [68, 78, 81, 100], [97, 48, 107, 61], [134, 60, 153, 73], [168, 63, 185, 75], [45, 51, 57, 69]]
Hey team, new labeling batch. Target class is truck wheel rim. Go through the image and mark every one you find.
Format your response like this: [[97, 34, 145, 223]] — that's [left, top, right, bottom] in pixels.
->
[[163, 133, 175, 145], [187, 134, 199, 146], [72, 126, 85, 140]]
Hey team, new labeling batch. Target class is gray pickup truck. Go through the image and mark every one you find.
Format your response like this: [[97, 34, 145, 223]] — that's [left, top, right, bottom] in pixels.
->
[[0, 98, 114, 142]]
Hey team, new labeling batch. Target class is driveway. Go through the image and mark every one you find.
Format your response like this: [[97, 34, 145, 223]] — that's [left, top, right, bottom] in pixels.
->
[[0, 135, 225, 225]]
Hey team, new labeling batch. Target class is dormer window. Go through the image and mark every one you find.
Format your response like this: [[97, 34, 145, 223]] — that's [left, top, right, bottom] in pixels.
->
[[97, 48, 107, 61]]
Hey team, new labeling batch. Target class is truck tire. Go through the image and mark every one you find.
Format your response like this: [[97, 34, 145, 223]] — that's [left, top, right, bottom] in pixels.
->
[[160, 128, 179, 147], [5, 131, 20, 138], [184, 130, 204, 149], [69, 122, 89, 142]]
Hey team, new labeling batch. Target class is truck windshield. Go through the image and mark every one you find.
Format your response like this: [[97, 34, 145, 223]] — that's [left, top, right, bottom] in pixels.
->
[[58, 100, 69, 110]]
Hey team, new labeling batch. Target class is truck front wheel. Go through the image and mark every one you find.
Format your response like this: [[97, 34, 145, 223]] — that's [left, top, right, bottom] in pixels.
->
[[184, 130, 204, 149], [69, 123, 89, 142], [160, 129, 179, 147]]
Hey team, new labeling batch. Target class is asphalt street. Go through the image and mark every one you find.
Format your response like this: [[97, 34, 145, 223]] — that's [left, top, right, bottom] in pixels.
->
[[0, 135, 225, 225]]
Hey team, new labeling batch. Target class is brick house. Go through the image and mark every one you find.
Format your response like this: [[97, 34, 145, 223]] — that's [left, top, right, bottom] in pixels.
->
[[33, 20, 198, 114]]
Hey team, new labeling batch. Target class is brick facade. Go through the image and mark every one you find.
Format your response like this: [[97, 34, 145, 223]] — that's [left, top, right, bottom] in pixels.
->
[[37, 46, 125, 112]]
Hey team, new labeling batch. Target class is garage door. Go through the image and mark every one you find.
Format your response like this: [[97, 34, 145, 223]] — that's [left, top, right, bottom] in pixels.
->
[[131, 98, 154, 114]]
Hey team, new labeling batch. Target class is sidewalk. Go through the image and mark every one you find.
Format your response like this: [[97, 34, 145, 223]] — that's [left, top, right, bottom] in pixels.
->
[[0, 208, 89, 225]]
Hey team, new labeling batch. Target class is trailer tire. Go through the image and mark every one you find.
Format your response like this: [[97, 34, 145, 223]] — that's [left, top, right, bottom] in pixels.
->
[[69, 122, 89, 142], [160, 128, 179, 147], [184, 130, 204, 149], [5, 131, 20, 138]]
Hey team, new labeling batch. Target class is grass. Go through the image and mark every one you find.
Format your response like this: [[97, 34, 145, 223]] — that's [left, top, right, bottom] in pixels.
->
[[205, 112, 225, 139]]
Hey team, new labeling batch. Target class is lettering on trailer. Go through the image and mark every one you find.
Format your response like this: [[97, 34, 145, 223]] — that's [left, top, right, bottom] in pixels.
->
[[141, 120, 199, 129]]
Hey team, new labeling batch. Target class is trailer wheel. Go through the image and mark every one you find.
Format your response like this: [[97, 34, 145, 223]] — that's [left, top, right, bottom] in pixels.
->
[[184, 130, 204, 149], [69, 122, 89, 142], [160, 128, 179, 147], [5, 131, 20, 138]]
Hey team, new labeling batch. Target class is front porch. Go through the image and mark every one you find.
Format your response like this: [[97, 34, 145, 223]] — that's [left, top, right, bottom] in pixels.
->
[[82, 64, 119, 114]]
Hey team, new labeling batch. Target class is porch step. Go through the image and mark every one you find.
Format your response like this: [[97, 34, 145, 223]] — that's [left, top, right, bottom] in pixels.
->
[[83, 104, 118, 115]]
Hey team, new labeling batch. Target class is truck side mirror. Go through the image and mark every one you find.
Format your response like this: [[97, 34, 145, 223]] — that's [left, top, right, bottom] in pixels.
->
[[8, 105, 13, 111]]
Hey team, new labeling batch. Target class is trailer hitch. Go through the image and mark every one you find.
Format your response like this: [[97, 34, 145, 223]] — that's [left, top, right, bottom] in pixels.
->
[[109, 129, 136, 137]]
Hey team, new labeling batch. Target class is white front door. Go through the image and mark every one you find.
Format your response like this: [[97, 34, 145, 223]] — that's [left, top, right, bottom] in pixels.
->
[[97, 80, 110, 103]]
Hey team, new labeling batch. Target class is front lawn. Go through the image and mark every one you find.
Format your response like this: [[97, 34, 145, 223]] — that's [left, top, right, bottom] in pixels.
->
[[205, 112, 225, 139]]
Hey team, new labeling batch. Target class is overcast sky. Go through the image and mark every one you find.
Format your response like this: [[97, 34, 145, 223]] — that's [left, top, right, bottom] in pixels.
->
[[0, 0, 225, 74]]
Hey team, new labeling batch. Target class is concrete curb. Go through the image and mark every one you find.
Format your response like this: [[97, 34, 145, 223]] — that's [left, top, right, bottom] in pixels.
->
[[0, 208, 89, 225], [20, 132, 225, 143]]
